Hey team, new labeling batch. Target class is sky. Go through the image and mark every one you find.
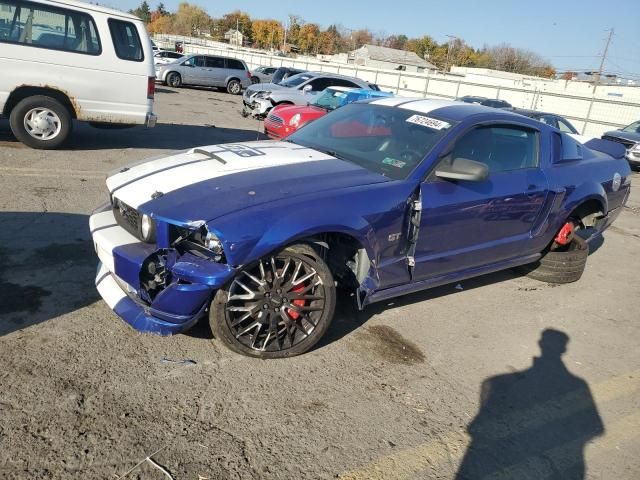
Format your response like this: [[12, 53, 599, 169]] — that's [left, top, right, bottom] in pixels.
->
[[111, 0, 640, 78]]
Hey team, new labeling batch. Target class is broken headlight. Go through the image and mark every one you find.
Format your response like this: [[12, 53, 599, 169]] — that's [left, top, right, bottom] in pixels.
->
[[172, 225, 225, 262]]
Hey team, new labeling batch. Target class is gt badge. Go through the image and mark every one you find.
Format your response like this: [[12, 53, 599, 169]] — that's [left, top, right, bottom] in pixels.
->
[[388, 233, 401, 242]]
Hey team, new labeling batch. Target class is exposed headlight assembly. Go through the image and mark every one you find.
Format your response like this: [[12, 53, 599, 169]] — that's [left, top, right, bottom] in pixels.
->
[[631, 143, 640, 152], [255, 91, 271, 99], [205, 231, 224, 255]]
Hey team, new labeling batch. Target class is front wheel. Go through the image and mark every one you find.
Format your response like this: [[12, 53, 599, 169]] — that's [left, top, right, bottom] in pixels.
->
[[210, 244, 336, 358], [166, 72, 182, 88], [9, 95, 72, 149], [226, 79, 242, 95]]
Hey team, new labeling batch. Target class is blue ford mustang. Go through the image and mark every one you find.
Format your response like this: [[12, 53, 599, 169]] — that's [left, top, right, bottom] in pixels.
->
[[90, 98, 631, 358]]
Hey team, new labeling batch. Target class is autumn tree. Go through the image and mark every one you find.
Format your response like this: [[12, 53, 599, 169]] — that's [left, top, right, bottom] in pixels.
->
[[286, 15, 303, 48], [298, 23, 321, 53], [252, 19, 284, 50], [169, 2, 211, 36], [217, 10, 252, 43], [147, 14, 174, 33]]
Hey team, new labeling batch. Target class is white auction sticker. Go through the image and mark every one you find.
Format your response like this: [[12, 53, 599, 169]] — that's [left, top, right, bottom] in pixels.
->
[[406, 115, 451, 130]]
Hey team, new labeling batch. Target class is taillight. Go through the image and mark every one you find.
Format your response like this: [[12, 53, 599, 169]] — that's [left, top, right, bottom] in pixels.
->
[[246, 71, 252, 79], [147, 76, 155, 99]]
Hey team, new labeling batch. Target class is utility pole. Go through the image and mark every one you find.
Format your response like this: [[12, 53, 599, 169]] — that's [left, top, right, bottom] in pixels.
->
[[444, 34, 456, 73], [596, 28, 614, 85], [283, 18, 287, 52]]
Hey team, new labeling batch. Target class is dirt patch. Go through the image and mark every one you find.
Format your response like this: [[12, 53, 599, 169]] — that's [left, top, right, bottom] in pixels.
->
[[29, 241, 95, 266], [353, 325, 425, 365], [608, 225, 640, 239]]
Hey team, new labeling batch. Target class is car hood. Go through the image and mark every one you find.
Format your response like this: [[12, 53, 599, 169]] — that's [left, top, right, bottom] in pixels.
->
[[106, 141, 390, 225], [604, 130, 640, 143], [271, 104, 326, 119], [246, 83, 293, 95]]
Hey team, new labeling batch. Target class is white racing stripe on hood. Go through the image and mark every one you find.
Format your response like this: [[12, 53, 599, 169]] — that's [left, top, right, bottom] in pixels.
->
[[108, 141, 333, 209]]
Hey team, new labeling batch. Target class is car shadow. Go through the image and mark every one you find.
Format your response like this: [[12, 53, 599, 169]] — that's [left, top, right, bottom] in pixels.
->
[[455, 329, 604, 479], [0, 119, 267, 151], [0, 212, 99, 337]]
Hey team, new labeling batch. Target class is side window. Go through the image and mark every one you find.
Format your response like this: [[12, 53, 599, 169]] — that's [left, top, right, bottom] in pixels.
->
[[226, 59, 245, 70], [108, 19, 143, 61], [306, 78, 333, 91], [0, 0, 101, 55], [205, 56, 224, 68], [557, 118, 577, 134], [451, 126, 538, 173], [327, 78, 359, 89], [193, 56, 206, 67], [265, 67, 277, 75]]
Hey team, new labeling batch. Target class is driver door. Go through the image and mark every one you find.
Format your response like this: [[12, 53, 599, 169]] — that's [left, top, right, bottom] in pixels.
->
[[414, 124, 548, 281]]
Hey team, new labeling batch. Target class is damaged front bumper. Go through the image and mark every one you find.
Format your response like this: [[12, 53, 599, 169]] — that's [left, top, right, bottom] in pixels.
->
[[241, 98, 272, 119], [90, 206, 235, 335]]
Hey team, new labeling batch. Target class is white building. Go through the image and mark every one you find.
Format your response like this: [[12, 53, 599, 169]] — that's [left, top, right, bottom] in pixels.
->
[[224, 29, 244, 47]]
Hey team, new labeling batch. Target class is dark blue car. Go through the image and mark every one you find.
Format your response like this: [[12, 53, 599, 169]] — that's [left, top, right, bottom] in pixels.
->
[[90, 98, 631, 358]]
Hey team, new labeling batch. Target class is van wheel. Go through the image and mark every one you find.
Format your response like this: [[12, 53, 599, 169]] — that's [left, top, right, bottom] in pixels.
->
[[227, 79, 242, 95], [9, 95, 72, 149], [167, 72, 182, 88]]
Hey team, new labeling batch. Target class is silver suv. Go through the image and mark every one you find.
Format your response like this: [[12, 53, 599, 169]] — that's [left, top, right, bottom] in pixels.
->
[[156, 54, 251, 94], [242, 71, 379, 118]]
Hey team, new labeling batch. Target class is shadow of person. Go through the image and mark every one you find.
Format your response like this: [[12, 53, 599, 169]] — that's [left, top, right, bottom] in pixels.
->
[[456, 329, 604, 480]]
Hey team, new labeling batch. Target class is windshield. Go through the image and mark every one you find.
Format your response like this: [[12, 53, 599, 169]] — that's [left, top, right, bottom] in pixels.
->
[[280, 73, 314, 88], [287, 104, 455, 180], [312, 88, 349, 111], [622, 121, 640, 133]]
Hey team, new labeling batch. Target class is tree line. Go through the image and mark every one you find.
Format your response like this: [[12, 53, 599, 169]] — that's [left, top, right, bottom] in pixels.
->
[[130, 1, 556, 78]]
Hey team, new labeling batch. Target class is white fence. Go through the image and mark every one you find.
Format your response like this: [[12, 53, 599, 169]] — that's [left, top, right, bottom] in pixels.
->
[[154, 34, 640, 138]]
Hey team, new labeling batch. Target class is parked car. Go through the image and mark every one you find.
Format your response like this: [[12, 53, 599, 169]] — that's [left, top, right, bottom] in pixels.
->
[[457, 96, 512, 109], [251, 66, 278, 84], [243, 71, 379, 118], [156, 54, 251, 94], [151, 40, 159, 53], [264, 87, 393, 139], [0, 0, 157, 148], [153, 50, 184, 66], [602, 120, 640, 170], [509, 108, 579, 134], [271, 67, 307, 85], [90, 99, 631, 358]]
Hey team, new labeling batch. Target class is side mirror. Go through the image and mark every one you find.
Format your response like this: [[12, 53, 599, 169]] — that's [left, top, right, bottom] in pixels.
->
[[302, 85, 313, 93], [435, 157, 488, 182]]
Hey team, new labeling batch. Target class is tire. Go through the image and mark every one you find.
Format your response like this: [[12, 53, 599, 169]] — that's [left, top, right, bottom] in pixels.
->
[[210, 244, 336, 358], [9, 95, 72, 149], [251, 76, 260, 84], [517, 236, 589, 284], [166, 72, 182, 88], [226, 79, 242, 95]]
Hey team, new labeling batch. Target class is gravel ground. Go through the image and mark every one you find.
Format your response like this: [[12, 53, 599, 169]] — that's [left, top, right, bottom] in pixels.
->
[[0, 86, 639, 480]]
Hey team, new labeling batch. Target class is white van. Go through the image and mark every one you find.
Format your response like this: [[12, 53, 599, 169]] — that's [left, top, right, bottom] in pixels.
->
[[0, 0, 157, 149]]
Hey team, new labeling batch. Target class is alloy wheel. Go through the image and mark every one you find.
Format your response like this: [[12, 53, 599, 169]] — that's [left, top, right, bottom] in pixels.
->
[[225, 254, 326, 352], [23, 107, 62, 141]]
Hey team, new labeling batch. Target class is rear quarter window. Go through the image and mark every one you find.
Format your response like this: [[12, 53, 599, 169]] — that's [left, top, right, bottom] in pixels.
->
[[108, 18, 143, 61], [226, 59, 246, 70]]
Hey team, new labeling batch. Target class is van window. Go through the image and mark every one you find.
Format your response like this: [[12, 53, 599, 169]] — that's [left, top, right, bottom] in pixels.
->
[[205, 56, 224, 68], [226, 59, 245, 70], [0, 0, 101, 55], [108, 18, 143, 61]]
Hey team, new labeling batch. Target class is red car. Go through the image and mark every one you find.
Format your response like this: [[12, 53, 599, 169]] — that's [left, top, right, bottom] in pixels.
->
[[264, 87, 392, 140]]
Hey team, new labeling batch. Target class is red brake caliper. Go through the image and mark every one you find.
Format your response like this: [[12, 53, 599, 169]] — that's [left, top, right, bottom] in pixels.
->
[[554, 221, 575, 246], [287, 284, 306, 320]]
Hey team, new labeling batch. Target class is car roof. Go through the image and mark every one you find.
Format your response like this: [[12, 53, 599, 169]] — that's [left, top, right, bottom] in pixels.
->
[[50, 0, 140, 20], [368, 97, 536, 123]]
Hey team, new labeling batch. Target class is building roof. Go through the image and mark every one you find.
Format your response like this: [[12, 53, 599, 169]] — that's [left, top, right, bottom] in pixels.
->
[[224, 29, 243, 36], [356, 45, 437, 69]]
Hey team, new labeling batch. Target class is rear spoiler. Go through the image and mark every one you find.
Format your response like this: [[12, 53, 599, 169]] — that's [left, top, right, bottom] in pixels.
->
[[584, 138, 626, 159]]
